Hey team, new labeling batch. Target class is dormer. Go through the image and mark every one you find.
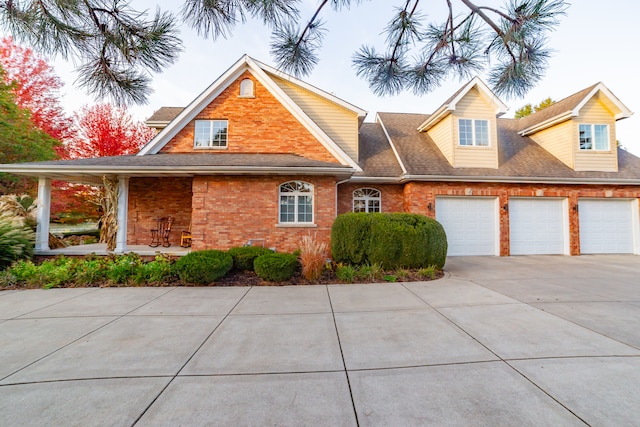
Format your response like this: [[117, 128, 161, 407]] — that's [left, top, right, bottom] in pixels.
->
[[417, 77, 507, 169], [518, 83, 632, 172]]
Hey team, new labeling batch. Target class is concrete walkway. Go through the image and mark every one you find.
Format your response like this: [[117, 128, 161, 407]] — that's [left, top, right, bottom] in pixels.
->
[[0, 255, 638, 426]]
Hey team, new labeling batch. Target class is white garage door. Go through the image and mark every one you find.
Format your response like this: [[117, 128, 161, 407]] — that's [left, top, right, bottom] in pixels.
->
[[510, 198, 567, 255], [436, 197, 498, 256], [579, 199, 635, 254]]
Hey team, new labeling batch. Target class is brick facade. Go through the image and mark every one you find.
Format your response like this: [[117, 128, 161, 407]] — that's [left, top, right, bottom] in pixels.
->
[[127, 177, 193, 247], [160, 71, 339, 164], [337, 183, 405, 214], [187, 175, 337, 252], [343, 181, 640, 256]]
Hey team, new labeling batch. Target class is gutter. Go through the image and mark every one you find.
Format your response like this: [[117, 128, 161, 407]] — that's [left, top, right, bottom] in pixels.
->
[[401, 174, 640, 186], [0, 165, 356, 177]]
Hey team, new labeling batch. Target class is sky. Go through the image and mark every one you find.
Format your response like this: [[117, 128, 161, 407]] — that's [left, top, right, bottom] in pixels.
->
[[44, 0, 640, 156]]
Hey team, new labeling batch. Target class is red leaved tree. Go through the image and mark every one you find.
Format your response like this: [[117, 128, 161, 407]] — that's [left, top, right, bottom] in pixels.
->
[[66, 103, 155, 158], [54, 103, 155, 228], [0, 36, 73, 146]]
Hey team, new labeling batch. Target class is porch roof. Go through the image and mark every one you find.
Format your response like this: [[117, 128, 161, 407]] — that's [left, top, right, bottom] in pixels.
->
[[0, 153, 355, 184]]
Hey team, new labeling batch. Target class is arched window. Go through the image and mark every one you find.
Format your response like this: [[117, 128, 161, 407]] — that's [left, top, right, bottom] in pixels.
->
[[239, 79, 254, 97], [353, 188, 381, 213], [279, 181, 313, 223]]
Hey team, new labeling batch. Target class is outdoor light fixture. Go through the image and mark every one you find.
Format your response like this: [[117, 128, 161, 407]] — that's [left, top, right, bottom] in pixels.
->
[[503, 203, 508, 212], [428, 202, 433, 211]]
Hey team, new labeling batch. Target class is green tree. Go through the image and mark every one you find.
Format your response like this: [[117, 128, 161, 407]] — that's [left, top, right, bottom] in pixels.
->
[[0, 69, 59, 194], [514, 96, 555, 118], [0, 0, 567, 105]]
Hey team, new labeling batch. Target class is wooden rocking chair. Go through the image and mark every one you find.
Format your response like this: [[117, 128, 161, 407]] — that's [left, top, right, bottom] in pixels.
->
[[150, 216, 174, 247]]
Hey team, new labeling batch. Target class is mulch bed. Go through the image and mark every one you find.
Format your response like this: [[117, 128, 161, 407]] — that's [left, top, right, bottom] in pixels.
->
[[215, 269, 445, 287], [0, 269, 445, 290]]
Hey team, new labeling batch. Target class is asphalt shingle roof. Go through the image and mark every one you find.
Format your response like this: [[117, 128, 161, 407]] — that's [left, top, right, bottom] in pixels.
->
[[517, 84, 598, 132], [373, 112, 640, 180], [146, 107, 184, 123], [9, 153, 352, 169], [356, 123, 403, 177]]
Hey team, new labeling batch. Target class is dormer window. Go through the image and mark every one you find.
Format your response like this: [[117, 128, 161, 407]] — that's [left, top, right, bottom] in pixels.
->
[[459, 119, 489, 147], [579, 124, 609, 151], [239, 79, 254, 97], [194, 120, 228, 148]]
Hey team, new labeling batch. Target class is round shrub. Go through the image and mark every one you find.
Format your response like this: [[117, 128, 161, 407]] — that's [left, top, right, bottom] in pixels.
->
[[254, 252, 299, 282], [227, 246, 273, 271], [331, 212, 448, 270], [173, 250, 233, 285], [330, 213, 373, 265]]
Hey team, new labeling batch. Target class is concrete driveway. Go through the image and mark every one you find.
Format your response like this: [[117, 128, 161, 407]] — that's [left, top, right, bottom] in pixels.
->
[[0, 255, 638, 426]]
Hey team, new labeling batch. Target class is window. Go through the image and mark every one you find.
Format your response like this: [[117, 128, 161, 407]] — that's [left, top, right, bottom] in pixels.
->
[[279, 181, 313, 224], [194, 120, 228, 148], [579, 124, 609, 151], [458, 119, 490, 147], [239, 79, 254, 97], [353, 188, 381, 213]]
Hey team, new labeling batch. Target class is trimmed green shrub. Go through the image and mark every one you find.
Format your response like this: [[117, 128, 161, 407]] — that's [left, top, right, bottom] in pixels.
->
[[0, 214, 34, 270], [331, 212, 448, 270], [330, 213, 373, 265], [173, 250, 233, 285], [228, 246, 272, 271], [254, 252, 299, 282]]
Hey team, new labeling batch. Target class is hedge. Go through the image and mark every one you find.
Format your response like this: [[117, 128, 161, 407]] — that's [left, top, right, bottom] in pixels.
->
[[228, 246, 273, 271], [172, 250, 233, 284], [331, 212, 447, 269], [254, 252, 299, 281]]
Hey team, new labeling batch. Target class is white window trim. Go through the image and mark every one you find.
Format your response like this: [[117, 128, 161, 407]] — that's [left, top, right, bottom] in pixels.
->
[[278, 181, 314, 225], [578, 123, 610, 151], [353, 188, 382, 213], [458, 118, 491, 147], [193, 119, 228, 149]]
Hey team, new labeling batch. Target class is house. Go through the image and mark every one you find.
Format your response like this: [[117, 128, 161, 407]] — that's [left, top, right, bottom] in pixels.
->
[[2, 55, 639, 256]]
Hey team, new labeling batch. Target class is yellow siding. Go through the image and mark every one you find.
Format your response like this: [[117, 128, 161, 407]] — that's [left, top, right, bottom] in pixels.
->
[[573, 97, 618, 172], [528, 121, 573, 168], [454, 146, 498, 168], [451, 89, 499, 169], [270, 75, 359, 161], [426, 114, 453, 164]]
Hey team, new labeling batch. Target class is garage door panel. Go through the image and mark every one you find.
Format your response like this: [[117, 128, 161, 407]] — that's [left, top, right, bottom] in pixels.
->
[[510, 198, 567, 255], [436, 197, 498, 256], [579, 199, 634, 254]]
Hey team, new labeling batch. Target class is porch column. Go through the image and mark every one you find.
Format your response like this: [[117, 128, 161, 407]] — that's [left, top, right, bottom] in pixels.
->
[[115, 176, 129, 253], [35, 177, 51, 251]]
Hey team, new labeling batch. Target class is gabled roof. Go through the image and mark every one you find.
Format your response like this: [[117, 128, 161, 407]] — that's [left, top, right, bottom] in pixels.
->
[[373, 113, 640, 184], [137, 55, 364, 171], [417, 77, 508, 132], [518, 82, 633, 136]]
